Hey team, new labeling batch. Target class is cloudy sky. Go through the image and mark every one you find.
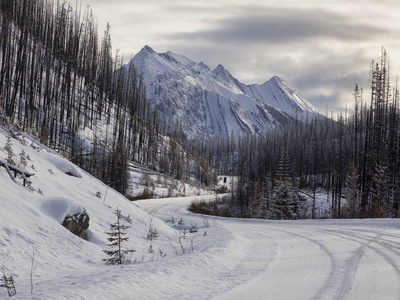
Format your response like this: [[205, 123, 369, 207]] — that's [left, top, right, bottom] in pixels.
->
[[81, 0, 400, 113]]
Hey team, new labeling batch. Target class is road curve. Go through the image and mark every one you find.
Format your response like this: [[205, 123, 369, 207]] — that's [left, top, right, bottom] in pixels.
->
[[136, 196, 400, 300]]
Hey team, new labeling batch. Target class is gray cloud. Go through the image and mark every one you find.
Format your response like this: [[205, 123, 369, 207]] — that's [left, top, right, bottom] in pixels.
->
[[81, 0, 400, 113], [160, 6, 392, 113], [169, 8, 387, 45]]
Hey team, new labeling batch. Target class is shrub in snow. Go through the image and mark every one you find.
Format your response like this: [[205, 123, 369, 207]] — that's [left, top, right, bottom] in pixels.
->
[[0, 273, 16, 297], [169, 231, 194, 255], [182, 229, 187, 239], [96, 191, 102, 199]]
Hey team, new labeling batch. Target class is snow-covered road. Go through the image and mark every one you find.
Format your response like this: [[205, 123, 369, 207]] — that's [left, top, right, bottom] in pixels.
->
[[136, 196, 400, 300]]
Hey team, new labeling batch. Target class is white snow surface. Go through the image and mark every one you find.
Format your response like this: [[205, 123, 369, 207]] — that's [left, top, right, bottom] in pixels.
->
[[1, 129, 400, 299], [131, 46, 322, 138]]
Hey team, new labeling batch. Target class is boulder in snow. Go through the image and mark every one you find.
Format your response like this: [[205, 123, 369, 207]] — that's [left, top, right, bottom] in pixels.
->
[[62, 212, 90, 239]]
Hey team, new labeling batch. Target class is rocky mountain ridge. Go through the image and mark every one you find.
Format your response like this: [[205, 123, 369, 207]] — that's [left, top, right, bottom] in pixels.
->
[[130, 46, 321, 138]]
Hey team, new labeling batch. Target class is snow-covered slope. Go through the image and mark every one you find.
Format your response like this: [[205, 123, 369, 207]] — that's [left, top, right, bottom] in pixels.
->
[[131, 46, 321, 138], [0, 128, 177, 297]]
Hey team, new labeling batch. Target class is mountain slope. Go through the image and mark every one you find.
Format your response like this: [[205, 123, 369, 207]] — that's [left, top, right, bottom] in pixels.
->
[[130, 46, 321, 139], [0, 128, 177, 297]]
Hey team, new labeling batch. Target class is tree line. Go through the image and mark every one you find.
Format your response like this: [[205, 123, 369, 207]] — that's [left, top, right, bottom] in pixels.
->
[[0, 0, 216, 194]]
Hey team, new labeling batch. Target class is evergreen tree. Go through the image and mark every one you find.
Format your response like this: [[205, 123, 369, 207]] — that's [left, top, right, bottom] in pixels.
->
[[345, 165, 360, 218], [269, 140, 307, 219], [103, 208, 135, 265], [370, 163, 389, 217]]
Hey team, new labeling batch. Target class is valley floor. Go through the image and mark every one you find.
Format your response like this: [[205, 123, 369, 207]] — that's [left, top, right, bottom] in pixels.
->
[[6, 194, 400, 299], [134, 196, 400, 300]]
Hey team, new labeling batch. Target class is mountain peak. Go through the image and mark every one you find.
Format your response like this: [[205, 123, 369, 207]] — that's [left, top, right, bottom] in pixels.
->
[[199, 62, 210, 71], [213, 64, 227, 74], [139, 45, 156, 55], [271, 75, 282, 83], [212, 64, 237, 81]]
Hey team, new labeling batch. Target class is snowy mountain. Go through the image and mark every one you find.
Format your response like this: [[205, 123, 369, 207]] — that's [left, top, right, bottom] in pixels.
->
[[131, 46, 321, 139]]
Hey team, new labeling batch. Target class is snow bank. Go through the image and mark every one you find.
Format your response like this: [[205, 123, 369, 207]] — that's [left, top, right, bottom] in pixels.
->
[[46, 154, 81, 177], [40, 197, 86, 223]]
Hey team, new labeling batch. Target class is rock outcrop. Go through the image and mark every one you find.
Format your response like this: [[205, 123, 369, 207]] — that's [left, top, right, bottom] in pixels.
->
[[62, 212, 90, 239]]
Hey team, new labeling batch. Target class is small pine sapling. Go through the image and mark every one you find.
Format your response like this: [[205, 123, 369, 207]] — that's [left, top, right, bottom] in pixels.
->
[[19, 136, 28, 146], [147, 215, 159, 241], [4, 136, 15, 165], [189, 224, 198, 233], [203, 216, 210, 228], [159, 249, 167, 258], [103, 208, 135, 265], [166, 216, 175, 224], [19, 149, 28, 169]]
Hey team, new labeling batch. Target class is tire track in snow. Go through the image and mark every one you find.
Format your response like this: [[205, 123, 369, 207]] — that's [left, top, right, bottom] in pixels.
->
[[336, 228, 400, 253], [334, 231, 381, 300], [270, 228, 339, 300], [312, 227, 400, 299], [138, 196, 281, 299], [323, 229, 400, 275]]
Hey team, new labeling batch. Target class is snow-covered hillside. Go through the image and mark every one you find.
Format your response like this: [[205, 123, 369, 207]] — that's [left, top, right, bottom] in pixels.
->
[[131, 46, 321, 138], [0, 128, 179, 297]]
